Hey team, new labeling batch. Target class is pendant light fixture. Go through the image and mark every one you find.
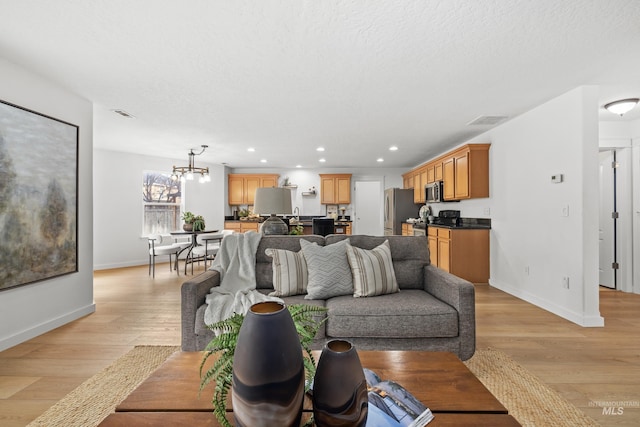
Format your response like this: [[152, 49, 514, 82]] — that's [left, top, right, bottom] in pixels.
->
[[604, 98, 639, 116], [171, 145, 211, 183]]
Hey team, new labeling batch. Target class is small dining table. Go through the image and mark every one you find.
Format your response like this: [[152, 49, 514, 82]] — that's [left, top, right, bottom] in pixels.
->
[[170, 229, 219, 274]]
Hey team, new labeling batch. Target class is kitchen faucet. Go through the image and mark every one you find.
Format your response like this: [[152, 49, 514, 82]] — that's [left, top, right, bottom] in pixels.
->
[[293, 206, 300, 222]]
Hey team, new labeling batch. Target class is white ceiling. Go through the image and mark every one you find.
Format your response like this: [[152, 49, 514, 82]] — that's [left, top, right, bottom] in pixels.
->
[[1, 0, 639, 169]]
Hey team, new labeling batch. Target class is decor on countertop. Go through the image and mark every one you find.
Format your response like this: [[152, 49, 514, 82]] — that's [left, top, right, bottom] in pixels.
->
[[0, 99, 79, 291], [312, 339, 368, 427], [253, 187, 292, 235], [289, 224, 304, 235], [200, 303, 327, 427], [170, 144, 211, 183]]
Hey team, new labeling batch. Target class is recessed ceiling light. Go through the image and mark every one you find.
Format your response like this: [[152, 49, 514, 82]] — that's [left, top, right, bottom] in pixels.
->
[[248, 148, 255, 152], [316, 147, 325, 152], [260, 159, 267, 163], [377, 158, 384, 162], [319, 158, 326, 163], [296, 164, 302, 168], [389, 146, 398, 151]]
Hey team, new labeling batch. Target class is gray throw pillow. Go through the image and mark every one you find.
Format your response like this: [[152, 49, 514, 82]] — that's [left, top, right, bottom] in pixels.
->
[[301, 238, 353, 300]]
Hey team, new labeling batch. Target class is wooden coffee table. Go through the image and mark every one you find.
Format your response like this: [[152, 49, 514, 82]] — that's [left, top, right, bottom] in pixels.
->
[[99, 351, 520, 426]]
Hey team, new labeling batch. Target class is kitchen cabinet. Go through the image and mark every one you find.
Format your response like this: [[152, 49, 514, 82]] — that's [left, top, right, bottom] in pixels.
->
[[319, 174, 351, 204], [404, 143, 489, 202], [228, 174, 279, 205], [426, 164, 435, 184], [434, 162, 443, 181], [442, 157, 455, 201], [444, 145, 489, 201], [414, 167, 427, 203], [224, 221, 260, 233], [402, 171, 414, 190], [427, 226, 489, 284], [402, 223, 414, 236]]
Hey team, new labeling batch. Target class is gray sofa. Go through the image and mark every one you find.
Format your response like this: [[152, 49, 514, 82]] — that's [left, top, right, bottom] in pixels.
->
[[181, 234, 476, 361]]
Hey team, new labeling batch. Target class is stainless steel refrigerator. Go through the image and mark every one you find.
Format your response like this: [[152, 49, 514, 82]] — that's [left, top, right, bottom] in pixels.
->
[[384, 188, 418, 236]]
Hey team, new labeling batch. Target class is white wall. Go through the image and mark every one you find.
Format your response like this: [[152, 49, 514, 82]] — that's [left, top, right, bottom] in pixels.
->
[[229, 167, 406, 218], [93, 149, 225, 269], [458, 86, 603, 326], [0, 58, 95, 351]]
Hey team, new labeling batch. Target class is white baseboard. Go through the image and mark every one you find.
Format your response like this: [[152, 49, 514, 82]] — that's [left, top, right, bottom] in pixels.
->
[[94, 259, 148, 270], [488, 279, 604, 327], [0, 303, 96, 352]]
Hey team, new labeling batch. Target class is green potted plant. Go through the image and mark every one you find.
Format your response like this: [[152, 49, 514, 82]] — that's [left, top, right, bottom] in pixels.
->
[[181, 211, 195, 231], [192, 215, 206, 232], [199, 304, 327, 427], [289, 224, 304, 235]]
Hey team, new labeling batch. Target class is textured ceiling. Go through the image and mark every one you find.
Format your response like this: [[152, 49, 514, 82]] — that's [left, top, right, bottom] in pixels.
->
[[1, 0, 639, 169]]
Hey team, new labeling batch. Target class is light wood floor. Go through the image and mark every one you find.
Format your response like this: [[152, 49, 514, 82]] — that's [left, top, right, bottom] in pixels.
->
[[1, 264, 639, 426]]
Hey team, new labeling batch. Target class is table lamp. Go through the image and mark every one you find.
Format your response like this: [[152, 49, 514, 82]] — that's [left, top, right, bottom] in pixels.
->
[[253, 187, 292, 235]]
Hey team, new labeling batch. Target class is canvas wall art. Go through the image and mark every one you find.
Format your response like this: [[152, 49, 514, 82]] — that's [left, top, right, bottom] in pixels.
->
[[0, 100, 78, 291]]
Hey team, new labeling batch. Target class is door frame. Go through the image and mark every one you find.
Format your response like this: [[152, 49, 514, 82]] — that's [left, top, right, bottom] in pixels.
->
[[600, 140, 634, 293]]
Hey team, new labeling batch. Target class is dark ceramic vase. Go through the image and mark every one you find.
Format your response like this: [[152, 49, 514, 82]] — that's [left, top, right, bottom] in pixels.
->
[[313, 339, 368, 427], [232, 301, 304, 427], [182, 223, 193, 232]]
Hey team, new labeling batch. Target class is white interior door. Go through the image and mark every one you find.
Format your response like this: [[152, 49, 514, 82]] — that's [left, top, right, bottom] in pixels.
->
[[354, 180, 382, 235], [599, 150, 616, 288]]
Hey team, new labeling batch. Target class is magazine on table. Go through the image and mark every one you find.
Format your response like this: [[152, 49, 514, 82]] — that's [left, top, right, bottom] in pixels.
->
[[364, 368, 434, 427]]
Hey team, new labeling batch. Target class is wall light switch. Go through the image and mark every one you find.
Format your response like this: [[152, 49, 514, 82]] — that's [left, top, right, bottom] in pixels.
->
[[551, 174, 564, 183], [561, 205, 569, 217]]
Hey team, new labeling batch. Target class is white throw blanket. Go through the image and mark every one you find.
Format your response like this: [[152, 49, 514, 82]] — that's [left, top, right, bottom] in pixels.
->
[[204, 231, 282, 326]]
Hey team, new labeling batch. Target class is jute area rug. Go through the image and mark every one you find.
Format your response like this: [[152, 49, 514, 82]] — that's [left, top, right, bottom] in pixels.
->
[[28, 346, 599, 427]]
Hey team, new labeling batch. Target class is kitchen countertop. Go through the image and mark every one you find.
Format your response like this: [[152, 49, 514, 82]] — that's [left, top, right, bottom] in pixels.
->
[[407, 218, 491, 230], [427, 223, 491, 230]]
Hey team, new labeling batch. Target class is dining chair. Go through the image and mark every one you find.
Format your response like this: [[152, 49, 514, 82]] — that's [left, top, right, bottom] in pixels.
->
[[189, 230, 234, 273], [148, 234, 181, 278]]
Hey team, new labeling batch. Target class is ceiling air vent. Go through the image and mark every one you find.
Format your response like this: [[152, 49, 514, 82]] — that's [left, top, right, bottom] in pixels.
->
[[111, 109, 135, 118], [466, 115, 508, 126]]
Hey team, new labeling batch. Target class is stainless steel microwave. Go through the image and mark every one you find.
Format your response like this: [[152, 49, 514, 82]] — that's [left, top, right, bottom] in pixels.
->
[[425, 181, 443, 203]]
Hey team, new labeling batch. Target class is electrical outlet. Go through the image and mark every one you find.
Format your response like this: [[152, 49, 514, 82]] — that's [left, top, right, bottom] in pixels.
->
[[561, 205, 569, 217], [483, 207, 491, 216], [562, 276, 570, 289]]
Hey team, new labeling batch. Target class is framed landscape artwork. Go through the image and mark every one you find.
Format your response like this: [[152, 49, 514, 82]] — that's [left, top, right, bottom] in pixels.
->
[[0, 100, 79, 291]]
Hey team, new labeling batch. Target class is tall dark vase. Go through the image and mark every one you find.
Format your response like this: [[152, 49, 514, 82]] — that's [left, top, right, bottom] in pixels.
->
[[313, 339, 368, 427], [232, 301, 304, 427]]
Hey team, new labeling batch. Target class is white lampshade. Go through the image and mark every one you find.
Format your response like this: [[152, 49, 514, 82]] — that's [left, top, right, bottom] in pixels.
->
[[253, 187, 293, 215], [604, 98, 639, 116]]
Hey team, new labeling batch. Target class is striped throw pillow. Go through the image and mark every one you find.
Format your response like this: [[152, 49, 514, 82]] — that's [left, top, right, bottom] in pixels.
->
[[346, 240, 399, 298], [265, 248, 308, 297]]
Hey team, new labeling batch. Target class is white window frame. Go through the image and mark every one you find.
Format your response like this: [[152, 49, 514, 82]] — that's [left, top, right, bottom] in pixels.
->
[[142, 170, 184, 236]]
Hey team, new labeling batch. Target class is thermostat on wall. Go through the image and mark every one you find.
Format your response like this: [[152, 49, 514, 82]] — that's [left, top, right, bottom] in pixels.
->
[[551, 174, 564, 183]]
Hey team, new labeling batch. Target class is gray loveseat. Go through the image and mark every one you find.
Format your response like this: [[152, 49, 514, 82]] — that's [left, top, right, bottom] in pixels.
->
[[181, 234, 476, 361]]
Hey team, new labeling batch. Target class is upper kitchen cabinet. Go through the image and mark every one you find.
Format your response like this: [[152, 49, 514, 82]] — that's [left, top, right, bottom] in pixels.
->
[[442, 144, 490, 200], [413, 166, 428, 203], [228, 174, 280, 205], [402, 171, 415, 190], [319, 174, 351, 204]]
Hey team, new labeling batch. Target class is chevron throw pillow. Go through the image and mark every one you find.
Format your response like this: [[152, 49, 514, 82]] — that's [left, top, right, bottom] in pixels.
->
[[301, 238, 353, 300], [346, 240, 399, 297], [265, 248, 308, 297]]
